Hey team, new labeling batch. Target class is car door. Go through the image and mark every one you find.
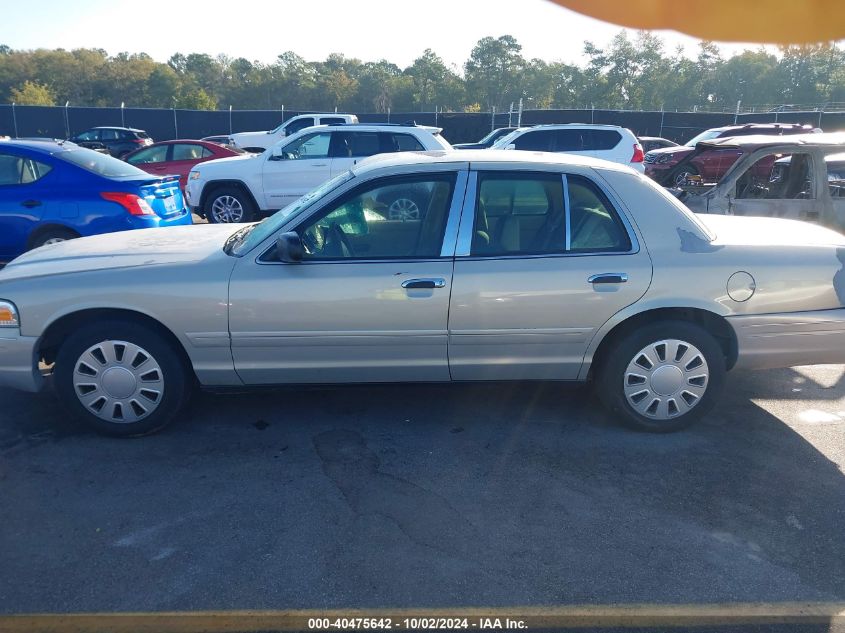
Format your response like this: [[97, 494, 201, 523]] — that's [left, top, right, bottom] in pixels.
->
[[448, 168, 652, 380], [228, 167, 468, 384], [262, 131, 334, 210], [125, 144, 170, 177], [0, 151, 56, 260], [168, 143, 212, 189], [724, 149, 822, 223]]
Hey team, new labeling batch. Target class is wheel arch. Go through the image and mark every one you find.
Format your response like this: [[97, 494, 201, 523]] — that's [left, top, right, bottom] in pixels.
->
[[199, 179, 261, 213], [586, 306, 738, 380], [26, 223, 81, 249], [38, 308, 196, 380]]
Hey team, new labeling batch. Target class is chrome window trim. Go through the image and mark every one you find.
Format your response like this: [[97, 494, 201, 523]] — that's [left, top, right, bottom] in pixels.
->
[[439, 169, 469, 257], [454, 171, 478, 257], [455, 169, 639, 258], [562, 173, 571, 251]]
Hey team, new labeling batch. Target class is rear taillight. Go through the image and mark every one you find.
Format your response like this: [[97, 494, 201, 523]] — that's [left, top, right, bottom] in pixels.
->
[[100, 192, 155, 215], [631, 143, 645, 163], [130, 138, 147, 144]]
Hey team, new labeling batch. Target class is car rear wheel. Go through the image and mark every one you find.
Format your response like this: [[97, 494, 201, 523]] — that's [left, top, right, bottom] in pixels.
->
[[28, 228, 79, 250], [54, 320, 191, 437], [207, 187, 255, 223], [595, 321, 725, 432]]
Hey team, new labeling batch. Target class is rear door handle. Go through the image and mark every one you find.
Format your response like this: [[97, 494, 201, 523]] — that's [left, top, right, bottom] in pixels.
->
[[21, 199, 41, 208], [401, 278, 446, 289], [588, 273, 628, 284], [311, 163, 328, 167]]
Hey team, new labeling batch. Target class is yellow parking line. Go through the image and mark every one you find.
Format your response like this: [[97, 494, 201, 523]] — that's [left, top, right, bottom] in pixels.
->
[[1, 603, 844, 632]]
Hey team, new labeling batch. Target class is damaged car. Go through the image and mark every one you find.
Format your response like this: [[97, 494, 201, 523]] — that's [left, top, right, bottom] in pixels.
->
[[677, 133, 845, 232]]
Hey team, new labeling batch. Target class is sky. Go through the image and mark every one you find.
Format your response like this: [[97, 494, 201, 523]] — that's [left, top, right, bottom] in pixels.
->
[[1, 0, 776, 70]]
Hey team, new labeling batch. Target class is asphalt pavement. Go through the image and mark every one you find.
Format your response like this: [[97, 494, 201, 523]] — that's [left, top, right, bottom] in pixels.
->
[[0, 365, 844, 622]]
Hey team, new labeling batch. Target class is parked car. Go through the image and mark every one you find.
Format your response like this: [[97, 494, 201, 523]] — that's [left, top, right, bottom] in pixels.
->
[[3, 150, 845, 437], [0, 140, 191, 261], [453, 127, 518, 149], [228, 113, 358, 152], [68, 127, 153, 158], [638, 136, 679, 153], [679, 133, 845, 231], [186, 123, 452, 223], [201, 135, 237, 148], [491, 124, 645, 172], [644, 123, 817, 186], [123, 140, 243, 190]]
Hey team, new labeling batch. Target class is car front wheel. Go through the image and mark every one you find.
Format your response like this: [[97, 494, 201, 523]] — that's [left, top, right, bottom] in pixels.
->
[[54, 320, 191, 437], [595, 321, 726, 432], [206, 187, 255, 223]]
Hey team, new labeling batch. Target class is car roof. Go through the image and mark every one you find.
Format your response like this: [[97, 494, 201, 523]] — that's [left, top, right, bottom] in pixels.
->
[[90, 126, 146, 132], [698, 132, 845, 151], [0, 139, 76, 154], [710, 123, 811, 133], [296, 123, 443, 134], [351, 149, 635, 176]]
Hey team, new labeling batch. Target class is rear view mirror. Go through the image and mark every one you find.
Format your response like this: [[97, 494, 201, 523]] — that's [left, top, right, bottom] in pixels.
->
[[275, 231, 304, 262]]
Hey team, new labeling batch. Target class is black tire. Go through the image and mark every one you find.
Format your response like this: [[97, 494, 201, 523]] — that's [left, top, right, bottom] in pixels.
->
[[205, 186, 256, 223], [594, 320, 726, 433], [671, 164, 700, 186], [28, 227, 80, 251], [54, 319, 192, 437]]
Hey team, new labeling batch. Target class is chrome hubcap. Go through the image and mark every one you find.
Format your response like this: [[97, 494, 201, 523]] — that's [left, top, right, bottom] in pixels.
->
[[73, 340, 164, 424], [210, 195, 244, 223], [624, 339, 709, 420], [388, 198, 420, 221]]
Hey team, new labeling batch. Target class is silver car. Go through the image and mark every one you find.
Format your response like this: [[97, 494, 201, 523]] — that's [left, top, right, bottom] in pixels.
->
[[2, 150, 845, 436]]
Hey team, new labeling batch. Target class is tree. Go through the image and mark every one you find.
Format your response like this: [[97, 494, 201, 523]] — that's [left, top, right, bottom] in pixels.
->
[[175, 88, 217, 110], [10, 80, 55, 105], [464, 35, 526, 110]]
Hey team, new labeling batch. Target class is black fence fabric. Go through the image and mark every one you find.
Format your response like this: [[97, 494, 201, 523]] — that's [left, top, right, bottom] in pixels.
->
[[2, 105, 845, 145]]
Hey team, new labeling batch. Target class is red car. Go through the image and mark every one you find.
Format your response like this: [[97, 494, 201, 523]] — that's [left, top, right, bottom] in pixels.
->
[[123, 140, 242, 190], [644, 123, 817, 186]]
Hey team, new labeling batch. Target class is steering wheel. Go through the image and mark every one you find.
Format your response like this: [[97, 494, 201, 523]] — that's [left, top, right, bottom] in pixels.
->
[[330, 223, 355, 257]]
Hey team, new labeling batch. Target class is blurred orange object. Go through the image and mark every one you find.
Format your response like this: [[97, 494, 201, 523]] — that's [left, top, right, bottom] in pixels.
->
[[550, 0, 845, 44]]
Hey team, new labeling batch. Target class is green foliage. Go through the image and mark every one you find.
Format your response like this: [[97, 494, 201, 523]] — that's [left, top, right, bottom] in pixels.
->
[[10, 80, 55, 105], [1, 36, 844, 112]]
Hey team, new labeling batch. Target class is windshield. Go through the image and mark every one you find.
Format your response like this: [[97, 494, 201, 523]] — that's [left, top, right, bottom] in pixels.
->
[[230, 170, 355, 255], [684, 129, 723, 147], [57, 148, 149, 178], [491, 129, 523, 148]]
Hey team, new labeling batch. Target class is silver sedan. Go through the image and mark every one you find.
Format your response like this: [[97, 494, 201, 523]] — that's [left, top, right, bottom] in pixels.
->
[[2, 150, 845, 436]]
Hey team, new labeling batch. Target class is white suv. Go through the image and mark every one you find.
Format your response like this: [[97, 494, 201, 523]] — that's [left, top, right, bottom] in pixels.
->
[[186, 123, 452, 223], [228, 113, 358, 152], [493, 124, 645, 172]]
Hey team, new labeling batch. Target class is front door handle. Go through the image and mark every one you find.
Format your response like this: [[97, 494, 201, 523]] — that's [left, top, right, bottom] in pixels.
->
[[311, 163, 328, 167], [588, 273, 628, 284], [401, 278, 446, 289], [21, 199, 41, 208]]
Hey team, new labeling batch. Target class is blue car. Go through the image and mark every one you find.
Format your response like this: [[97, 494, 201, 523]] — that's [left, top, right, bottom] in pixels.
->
[[0, 140, 192, 261]]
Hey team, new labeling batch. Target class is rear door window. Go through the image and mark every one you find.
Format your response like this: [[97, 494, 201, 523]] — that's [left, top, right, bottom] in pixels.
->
[[100, 129, 120, 141], [285, 117, 316, 135], [552, 129, 586, 152], [334, 132, 382, 158], [171, 143, 207, 161], [0, 153, 52, 185], [321, 117, 347, 126], [587, 130, 622, 151], [126, 145, 168, 165]]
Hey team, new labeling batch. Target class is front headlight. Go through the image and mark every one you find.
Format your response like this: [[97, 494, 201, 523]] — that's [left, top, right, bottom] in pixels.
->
[[0, 300, 20, 327], [189, 171, 201, 180]]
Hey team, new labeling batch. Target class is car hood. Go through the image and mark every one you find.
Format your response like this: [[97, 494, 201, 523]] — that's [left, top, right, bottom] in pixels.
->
[[647, 146, 692, 157], [0, 224, 244, 282], [697, 214, 845, 247], [196, 154, 259, 172]]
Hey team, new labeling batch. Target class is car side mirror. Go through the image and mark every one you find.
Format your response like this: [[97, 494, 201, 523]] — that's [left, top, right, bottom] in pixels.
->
[[275, 231, 304, 262], [504, 143, 516, 150], [270, 145, 286, 161]]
